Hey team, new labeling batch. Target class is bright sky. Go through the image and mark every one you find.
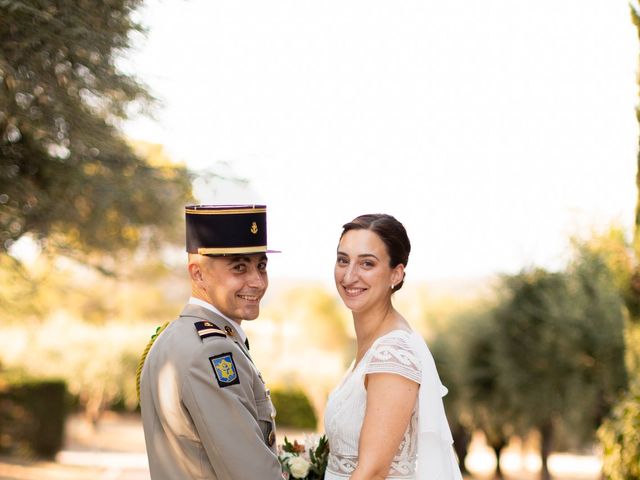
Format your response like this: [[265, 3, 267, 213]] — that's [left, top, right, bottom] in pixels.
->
[[124, 0, 638, 284]]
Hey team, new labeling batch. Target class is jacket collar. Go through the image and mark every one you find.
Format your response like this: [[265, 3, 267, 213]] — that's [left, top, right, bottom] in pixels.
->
[[179, 304, 251, 358]]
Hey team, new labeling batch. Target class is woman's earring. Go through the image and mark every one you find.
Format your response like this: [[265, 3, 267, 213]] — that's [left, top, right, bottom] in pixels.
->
[[390, 284, 395, 290]]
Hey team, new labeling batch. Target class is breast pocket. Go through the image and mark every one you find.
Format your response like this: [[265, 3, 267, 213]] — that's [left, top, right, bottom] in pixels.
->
[[256, 396, 276, 448]]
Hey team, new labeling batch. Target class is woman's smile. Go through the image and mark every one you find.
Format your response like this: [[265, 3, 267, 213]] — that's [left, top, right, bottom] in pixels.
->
[[343, 286, 367, 297]]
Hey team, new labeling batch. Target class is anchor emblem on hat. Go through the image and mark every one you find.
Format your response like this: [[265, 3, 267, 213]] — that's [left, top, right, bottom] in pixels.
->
[[250, 222, 258, 234]]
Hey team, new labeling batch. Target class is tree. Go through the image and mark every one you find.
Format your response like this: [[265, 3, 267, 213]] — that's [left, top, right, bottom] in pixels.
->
[[633, 2, 640, 259], [0, 0, 192, 261], [566, 247, 630, 433], [493, 263, 627, 480], [429, 309, 479, 477], [597, 378, 640, 480], [460, 310, 513, 479], [429, 339, 465, 473], [596, 9, 640, 477]]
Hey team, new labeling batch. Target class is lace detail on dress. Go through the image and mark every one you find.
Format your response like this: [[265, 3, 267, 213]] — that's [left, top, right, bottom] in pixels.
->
[[324, 331, 422, 480], [326, 413, 418, 478], [364, 333, 422, 384], [327, 453, 358, 477]]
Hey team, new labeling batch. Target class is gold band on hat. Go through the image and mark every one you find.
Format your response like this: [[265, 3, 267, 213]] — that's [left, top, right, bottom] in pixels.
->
[[197, 246, 268, 255], [186, 207, 266, 215]]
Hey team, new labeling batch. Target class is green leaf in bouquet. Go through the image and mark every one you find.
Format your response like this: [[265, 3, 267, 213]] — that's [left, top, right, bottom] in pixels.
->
[[307, 435, 329, 479], [282, 436, 296, 454]]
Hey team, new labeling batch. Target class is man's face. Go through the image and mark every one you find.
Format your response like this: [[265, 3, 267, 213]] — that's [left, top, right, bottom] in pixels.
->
[[193, 253, 268, 322]]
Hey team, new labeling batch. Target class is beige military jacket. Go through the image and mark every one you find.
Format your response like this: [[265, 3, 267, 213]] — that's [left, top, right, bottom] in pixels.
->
[[140, 304, 282, 480]]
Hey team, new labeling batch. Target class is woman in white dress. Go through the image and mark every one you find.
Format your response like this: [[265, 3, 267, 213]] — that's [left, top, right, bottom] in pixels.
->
[[324, 214, 462, 480]]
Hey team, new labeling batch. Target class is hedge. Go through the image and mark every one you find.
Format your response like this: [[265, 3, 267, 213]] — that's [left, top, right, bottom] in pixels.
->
[[271, 388, 317, 429], [0, 378, 68, 458], [598, 379, 640, 480]]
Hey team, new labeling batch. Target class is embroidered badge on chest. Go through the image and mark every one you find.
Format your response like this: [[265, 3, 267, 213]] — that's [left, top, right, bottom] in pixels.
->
[[210, 352, 240, 387]]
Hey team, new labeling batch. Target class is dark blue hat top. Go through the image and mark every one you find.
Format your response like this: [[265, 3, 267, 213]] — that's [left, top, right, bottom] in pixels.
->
[[185, 204, 276, 255]]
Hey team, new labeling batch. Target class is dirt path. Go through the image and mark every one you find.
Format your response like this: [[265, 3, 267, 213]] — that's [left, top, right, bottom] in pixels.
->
[[0, 413, 601, 480], [0, 413, 149, 480]]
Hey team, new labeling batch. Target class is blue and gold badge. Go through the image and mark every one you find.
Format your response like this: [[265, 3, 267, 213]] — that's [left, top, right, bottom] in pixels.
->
[[210, 352, 240, 388]]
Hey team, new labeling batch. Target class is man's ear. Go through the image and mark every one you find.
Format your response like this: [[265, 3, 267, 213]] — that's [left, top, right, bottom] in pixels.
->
[[188, 261, 203, 283]]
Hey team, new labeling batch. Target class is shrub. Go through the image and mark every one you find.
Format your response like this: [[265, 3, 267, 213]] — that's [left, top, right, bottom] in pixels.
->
[[0, 317, 155, 420], [0, 378, 69, 458], [598, 379, 640, 480], [271, 388, 317, 429]]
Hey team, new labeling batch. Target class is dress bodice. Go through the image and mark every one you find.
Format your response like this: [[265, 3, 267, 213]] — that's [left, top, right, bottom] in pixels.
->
[[324, 330, 423, 479]]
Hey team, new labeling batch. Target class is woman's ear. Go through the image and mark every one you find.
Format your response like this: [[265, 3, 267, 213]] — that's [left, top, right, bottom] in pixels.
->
[[391, 264, 405, 288]]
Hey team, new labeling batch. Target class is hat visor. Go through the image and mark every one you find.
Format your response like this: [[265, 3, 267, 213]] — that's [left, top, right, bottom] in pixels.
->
[[197, 246, 281, 255]]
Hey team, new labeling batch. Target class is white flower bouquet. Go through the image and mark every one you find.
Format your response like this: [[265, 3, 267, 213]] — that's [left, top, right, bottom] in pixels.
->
[[278, 434, 329, 480]]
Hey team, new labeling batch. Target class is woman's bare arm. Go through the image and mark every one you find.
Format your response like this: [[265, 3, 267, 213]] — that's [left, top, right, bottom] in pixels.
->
[[350, 372, 419, 480]]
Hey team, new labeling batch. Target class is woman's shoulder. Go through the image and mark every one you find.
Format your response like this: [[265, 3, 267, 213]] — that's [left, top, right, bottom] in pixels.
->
[[366, 329, 423, 382], [372, 328, 417, 348]]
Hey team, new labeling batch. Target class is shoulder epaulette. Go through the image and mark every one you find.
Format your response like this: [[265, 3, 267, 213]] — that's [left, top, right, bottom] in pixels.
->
[[194, 321, 227, 340]]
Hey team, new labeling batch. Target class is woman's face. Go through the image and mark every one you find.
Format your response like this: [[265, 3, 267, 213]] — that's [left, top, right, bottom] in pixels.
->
[[334, 229, 403, 313]]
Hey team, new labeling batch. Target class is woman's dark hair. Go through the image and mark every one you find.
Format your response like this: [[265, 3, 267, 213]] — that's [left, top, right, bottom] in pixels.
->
[[340, 213, 411, 292]]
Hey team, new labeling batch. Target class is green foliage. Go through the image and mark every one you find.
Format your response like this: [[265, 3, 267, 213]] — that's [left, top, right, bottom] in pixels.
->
[[493, 257, 627, 448], [629, 2, 640, 321], [0, 317, 159, 422], [0, 377, 69, 458], [571, 227, 640, 321], [458, 309, 513, 450], [598, 379, 640, 480], [567, 249, 629, 426], [0, 252, 44, 320], [430, 316, 477, 473], [271, 388, 317, 429], [0, 1, 192, 258], [493, 269, 567, 436], [632, 2, 640, 235], [429, 327, 464, 422], [597, 319, 640, 480], [625, 322, 640, 380]]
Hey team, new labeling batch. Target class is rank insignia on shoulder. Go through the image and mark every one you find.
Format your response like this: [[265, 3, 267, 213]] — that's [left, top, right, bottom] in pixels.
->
[[194, 321, 226, 340], [210, 352, 240, 387]]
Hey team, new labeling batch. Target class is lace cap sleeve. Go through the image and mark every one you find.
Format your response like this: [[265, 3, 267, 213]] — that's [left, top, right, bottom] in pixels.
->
[[364, 332, 422, 384]]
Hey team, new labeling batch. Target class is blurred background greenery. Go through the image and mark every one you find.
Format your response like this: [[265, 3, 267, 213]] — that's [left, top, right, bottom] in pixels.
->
[[1, 1, 639, 479]]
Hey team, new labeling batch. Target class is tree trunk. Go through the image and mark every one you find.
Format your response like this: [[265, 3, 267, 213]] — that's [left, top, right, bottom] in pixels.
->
[[489, 438, 507, 480], [451, 425, 471, 474], [539, 422, 553, 480], [85, 387, 105, 428], [631, 0, 640, 321]]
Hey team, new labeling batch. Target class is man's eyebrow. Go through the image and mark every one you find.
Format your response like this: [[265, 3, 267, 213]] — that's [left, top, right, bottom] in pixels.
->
[[226, 256, 251, 264], [226, 254, 268, 264]]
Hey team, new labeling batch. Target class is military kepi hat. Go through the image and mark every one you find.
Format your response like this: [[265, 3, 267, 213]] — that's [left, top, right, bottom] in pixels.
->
[[186, 204, 279, 255]]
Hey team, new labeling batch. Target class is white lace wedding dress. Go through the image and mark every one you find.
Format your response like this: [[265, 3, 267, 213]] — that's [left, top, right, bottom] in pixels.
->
[[323, 330, 462, 480]]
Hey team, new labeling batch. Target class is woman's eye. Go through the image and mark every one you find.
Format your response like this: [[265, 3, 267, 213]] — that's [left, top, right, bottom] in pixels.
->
[[233, 264, 246, 272], [362, 261, 375, 268], [336, 257, 348, 265], [258, 262, 267, 271]]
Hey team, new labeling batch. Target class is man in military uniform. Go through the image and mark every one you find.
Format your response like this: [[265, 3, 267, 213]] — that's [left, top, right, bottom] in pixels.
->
[[138, 204, 283, 479]]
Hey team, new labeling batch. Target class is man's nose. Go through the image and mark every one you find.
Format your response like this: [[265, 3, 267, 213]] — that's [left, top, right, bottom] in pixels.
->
[[247, 267, 266, 288]]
